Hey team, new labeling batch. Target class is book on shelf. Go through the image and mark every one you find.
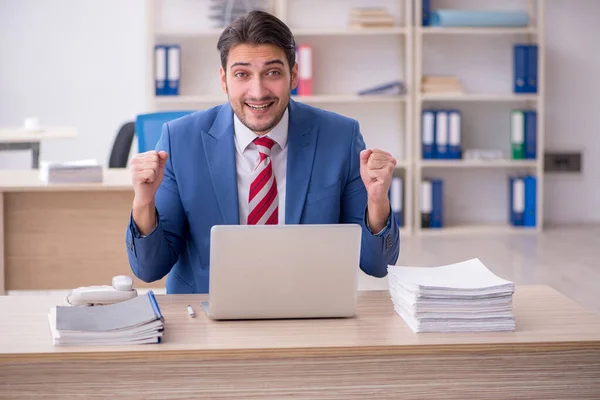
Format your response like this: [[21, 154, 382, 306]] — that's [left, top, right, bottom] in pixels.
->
[[421, 75, 463, 94], [463, 149, 504, 160], [509, 175, 536, 227], [421, 109, 462, 159], [297, 44, 312, 96], [208, 0, 272, 27], [358, 80, 406, 96], [421, 179, 443, 229], [428, 10, 530, 28], [391, 176, 403, 227], [387, 258, 516, 333], [48, 291, 165, 346], [349, 7, 395, 28], [513, 44, 538, 94], [155, 44, 181, 96], [511, 110, 537, 160]]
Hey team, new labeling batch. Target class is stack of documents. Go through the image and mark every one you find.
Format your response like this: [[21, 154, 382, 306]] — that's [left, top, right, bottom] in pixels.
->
[[48, 291, 164, 346], [388, 258, 515, 333], [39, 159, 103, 184], [421, 75, 463, 94], [349, 7, 395, 28]]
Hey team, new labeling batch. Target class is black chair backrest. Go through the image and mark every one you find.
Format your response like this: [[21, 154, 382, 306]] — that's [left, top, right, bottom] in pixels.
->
[[109, 121, 135, 168]]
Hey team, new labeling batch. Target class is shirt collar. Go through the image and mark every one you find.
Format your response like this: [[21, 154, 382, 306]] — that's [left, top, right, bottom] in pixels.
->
[[234, 107, 289, 153]]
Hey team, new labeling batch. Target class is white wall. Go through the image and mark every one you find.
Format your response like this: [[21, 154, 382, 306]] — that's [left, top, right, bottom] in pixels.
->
[[544, 0, 600, 224], [0, 0, 598, 223], [0, 0, 148, 168]]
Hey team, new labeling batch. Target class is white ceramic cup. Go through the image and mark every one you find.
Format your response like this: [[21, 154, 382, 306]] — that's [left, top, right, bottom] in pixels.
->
[[23, 117, 40, 132]]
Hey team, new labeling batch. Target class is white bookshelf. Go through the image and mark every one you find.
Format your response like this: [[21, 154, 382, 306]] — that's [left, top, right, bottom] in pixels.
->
[[146, 0, 546, 238], [413, 0, 545, 236], [147, 0, 414, 235]]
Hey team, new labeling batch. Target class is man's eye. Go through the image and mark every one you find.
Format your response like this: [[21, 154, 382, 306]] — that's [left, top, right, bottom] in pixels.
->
[[235, 72, 247, 78], [267, 70, 281, 76]]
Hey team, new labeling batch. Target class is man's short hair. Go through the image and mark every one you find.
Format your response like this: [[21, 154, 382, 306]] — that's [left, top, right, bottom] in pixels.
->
[[217, 10, 296, 73]]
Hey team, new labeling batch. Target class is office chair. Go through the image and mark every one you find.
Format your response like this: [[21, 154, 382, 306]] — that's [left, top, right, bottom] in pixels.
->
[[108, 121, 135, 168], [135, 111, 194, 153]]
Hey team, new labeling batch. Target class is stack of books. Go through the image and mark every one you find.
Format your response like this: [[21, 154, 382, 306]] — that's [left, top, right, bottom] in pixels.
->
[[39, 159, 103, 184], [421, 75, 463, 94], [349, 7, 395, 28], [208, 0, 272, 27], [387, 258, 515, 333], [48, 291, 164, 346]]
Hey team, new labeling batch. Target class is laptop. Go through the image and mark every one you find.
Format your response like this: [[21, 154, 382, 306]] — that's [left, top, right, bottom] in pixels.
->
[[201, 224, 361, 320]]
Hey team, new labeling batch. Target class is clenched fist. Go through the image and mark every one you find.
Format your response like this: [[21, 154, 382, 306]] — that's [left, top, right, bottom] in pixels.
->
[[130, 150, 169, 207], [360, 149, 397, 233], [360, 149, 396, 203]]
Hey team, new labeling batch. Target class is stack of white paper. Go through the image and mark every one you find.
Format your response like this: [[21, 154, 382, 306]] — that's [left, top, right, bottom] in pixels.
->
[[388, 258, 515, 333], [48, 291, 164, 346], [39, 159, 103, 184]]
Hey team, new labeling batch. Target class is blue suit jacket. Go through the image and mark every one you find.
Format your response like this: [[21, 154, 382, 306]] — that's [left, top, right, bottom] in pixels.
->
[[126, 100, 400, 293]]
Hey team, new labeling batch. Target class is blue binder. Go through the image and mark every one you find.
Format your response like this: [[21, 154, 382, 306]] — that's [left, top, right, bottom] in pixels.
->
[[448, 109, 462, 159], [166, 45, 181, 96], [509, 176, 525, 226], [526, 45, 538, 93], [513, 44, 527, 93], [422, 110, 435, 159], [430, 179, 443, 228], [390, 177, 403, 227], [523, 175, 536, 227], [524, 111, 537, 159], [434, 110, 449, 159], [154, 45, 167, 96], [422, 0, 431, 26]]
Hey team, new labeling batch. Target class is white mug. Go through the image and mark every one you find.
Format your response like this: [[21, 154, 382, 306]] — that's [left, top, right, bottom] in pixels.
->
[[23, 117, 40, 132]]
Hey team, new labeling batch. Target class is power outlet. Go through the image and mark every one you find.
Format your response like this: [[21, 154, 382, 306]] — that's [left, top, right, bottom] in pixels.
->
[[544, 152, 582, 173]]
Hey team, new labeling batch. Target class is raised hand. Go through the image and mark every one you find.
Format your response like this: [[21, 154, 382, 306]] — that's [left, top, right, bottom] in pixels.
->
[[130, 150, 169, 207], [359, 149, 397, 233]]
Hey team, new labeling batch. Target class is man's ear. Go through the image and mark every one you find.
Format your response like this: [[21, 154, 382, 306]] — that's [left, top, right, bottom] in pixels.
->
[[291, 62, 299, 91], [219, 66, 227, 94]]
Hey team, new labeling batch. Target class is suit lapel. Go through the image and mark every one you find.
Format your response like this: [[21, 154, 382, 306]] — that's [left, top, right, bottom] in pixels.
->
[[285, 100, 318, 224], [202, 103, 239, 225]]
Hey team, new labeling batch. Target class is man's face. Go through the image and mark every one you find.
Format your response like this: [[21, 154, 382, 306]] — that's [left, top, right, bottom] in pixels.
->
[[220, 43, 298, 135]]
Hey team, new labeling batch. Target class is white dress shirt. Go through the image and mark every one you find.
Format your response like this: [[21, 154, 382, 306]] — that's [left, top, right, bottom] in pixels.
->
[[234, 108, 288, 225]]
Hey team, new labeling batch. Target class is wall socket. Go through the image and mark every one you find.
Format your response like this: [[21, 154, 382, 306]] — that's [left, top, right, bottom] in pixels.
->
[[544, 152, 582, 173]]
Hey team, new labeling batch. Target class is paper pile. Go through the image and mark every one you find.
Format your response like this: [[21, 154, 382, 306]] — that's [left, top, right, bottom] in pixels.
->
[[388, 258, 515, 333], [39, 159, 103, 184], [48, 291, 164, 345], [421, 75, 464, 94], [349, 7, 395, 28]]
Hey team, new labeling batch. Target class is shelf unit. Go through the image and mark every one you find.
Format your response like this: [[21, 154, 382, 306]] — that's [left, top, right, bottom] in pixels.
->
[[146, 0, 546, 237], [413, 0, 545, 236], [147, 0, 414, 236]]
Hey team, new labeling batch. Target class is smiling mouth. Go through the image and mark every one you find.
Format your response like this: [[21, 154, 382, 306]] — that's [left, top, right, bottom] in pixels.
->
[[245, 101, 275, 111]]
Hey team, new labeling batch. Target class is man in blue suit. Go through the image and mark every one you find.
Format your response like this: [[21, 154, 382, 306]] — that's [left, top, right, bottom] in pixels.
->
[[126, 11, 400, 294]]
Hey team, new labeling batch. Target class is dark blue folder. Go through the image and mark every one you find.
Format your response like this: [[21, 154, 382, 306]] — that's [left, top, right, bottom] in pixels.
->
[[524, 111, 537, 159], [431, 179, 443, 228], [513, 44, 528, 93]]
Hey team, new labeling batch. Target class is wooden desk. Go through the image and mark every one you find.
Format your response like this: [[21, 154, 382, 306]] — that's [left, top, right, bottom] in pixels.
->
[[0, 127, 77, 168], [0, 169, 164, 294], [1, 286, 599, 399]]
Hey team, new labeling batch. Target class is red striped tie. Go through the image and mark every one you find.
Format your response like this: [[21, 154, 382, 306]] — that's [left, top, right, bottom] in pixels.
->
[[248, 136, 278, 225]]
